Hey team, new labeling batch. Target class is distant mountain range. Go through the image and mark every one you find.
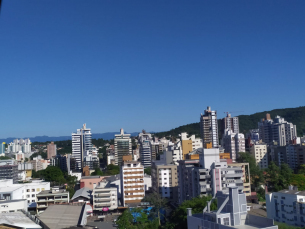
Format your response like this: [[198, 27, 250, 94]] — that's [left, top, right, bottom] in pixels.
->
[[0, 132, 140, 143]]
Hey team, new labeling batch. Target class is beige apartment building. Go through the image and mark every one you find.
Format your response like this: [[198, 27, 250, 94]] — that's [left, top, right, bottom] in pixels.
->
[[121, 160, 145, 207], [151, 161, 178, 202], [47, 142, 57, 159], [250, 142, 268, 169]]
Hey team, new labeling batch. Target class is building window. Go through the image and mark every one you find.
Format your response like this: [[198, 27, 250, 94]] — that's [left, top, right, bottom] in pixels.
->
[[37, 188, 40, 192], [223, 217, 230, 226], [42, 188, 45, 191], [32, 189, 35, 192], [32, 200, 35, 202], [32, 194, 35, 197], [27, 189, 30, 192]]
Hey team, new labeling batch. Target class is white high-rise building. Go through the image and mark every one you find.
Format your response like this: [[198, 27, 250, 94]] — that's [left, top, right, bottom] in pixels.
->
[[72, 124, 92, 170], [138, 131, 153, 168], [222, 130, 245, 162], [200, 106, 219, 148], [221, 113, 239, 134], [258, 114, 297, 146], [7, 139, 31, 154], [250, 142, 268, 169]]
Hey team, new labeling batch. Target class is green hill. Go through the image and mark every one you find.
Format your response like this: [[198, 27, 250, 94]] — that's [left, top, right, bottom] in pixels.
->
[[154, 106, 305, 138]]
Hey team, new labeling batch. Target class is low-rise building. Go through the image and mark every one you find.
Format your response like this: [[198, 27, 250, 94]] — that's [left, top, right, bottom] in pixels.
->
[[0, 179, 50, 206], [266, 186, 305, 227], [0, 212, 42, 229], [80, 176, 105, 189], [188, 187, 277, 229], [0, 199, 28, 213], [36, 187, 69, 214], [93, 180, 118, 211]]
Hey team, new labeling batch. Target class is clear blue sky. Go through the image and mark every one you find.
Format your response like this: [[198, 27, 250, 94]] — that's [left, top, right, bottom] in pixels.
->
[[0, 0, 304, 138]]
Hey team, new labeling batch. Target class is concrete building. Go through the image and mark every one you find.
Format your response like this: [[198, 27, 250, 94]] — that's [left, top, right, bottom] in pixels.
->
[[92, 180, 118, 211], [151, 161, 178, 202], [250, 142, 268, 169], [0, 179, 50, 206], [7, 138, 31, 154], [270, 145, 305, 171], [121, 160, 145, 207], [36, 187, 69, 214], [187, 187, 277, 229], [258, 114, 297, 146], [140, 140, 152, 168], [227, 162, 251, 196], [222, 130, 245, 162], [80, 176, 105, 189], [0, 164, 18, 183], [114, 128, 132, 166], [220, 113, 239, 135], [72, 123, 92, 170], [266, 186, 305, 227], [47, 142, 57, 159], [161, 140, 183, 165], [181, 132, 203, 160], [0, 199, 28, 213], [200, 106, 219, 148], [178, 148, 245, 204], [30, 156, 49, 172]]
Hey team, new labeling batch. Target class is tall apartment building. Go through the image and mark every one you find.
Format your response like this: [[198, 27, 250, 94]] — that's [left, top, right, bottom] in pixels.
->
[[47, 142, 57, 159], [0, 142, 5, 155], [270, 145, 305, 171], [114, 129, 132, 166], [138, 131, 153, 168], [266, 186, 305, 227], [161, 141, 183, 165], [121, 160, 145, 207], [7, 139, 31, 153], [200, 106, 219, 148], [258, 114, 297, 146], [222, 130, 245, 162], [178, 148, 244, 204], [151, 161, 178, 202], [188, 187, 277, 229], [220, 113, 239, 135], [181, 132, 202, 160], [72, 124, 92, 170], [92, 180, 118, 211], [250, 142, 268, 169]]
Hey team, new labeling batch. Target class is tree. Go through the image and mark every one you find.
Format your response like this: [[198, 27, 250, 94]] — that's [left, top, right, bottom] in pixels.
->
[[142, 192, 168, 226], [237, 152, 264, 189], [0, 156, 11, 160], [265, 162, 293, 192], [144, 167, 151, 175], [40, 166, 66, 185], [169, 195, 216, 229], [105, 164, 120, 175], [116, 209, 135, 229], [290, 174, 305, 191], [91, 168, 104, 176]]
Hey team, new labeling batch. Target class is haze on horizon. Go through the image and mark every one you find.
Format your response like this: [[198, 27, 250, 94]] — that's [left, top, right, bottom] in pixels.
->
[[0, 0, 304, 138]]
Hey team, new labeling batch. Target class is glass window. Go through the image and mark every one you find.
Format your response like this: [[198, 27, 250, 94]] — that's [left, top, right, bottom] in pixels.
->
[[36, 188, 40, 192]]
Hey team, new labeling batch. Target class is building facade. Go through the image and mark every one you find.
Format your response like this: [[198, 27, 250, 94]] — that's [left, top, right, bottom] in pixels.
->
[[250, 142, 268, 169], [92, 180, 118, 211], [121, 160, 145, 207], [200, 106, 219, 148], [47, 142, 57, 159], [151, 161, 178, 202], [72, 123, 92, 170], [266, 186, 305, 227], [220, 113, 239, 135], [114, 129, 132, 166], [0, 164, 18, 183], [222, 130, 245, 162]]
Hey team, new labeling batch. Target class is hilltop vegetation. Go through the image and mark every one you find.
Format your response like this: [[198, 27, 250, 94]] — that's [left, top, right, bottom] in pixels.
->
[[155, 106, 305, 138]]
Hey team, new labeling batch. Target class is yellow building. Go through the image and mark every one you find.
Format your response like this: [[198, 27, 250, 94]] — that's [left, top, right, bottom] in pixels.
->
[[219, 153, 231, 159], [181, 139, 193, 160]]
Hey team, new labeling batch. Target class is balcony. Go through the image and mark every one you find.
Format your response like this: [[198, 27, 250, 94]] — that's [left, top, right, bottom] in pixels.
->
[[94, 193, 111, 197], [95, 198, 111, 202]]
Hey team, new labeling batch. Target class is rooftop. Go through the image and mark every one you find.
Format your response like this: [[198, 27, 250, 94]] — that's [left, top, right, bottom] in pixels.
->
[[37, 189, 68, 196], [71, 187, 92, 200], [38, 204, 85, 229], [0, 199, 27, 204], [278, 189, 305, 195], [81, 176, 103, 179], [0, 212, 41, 228]]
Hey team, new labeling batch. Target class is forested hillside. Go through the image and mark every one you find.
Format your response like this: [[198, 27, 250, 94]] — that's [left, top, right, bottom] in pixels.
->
[[155, 106, 305, 138]]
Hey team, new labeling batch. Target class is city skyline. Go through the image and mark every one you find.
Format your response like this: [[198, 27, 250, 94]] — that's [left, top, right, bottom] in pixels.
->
[[1, 1, 304, 138]]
